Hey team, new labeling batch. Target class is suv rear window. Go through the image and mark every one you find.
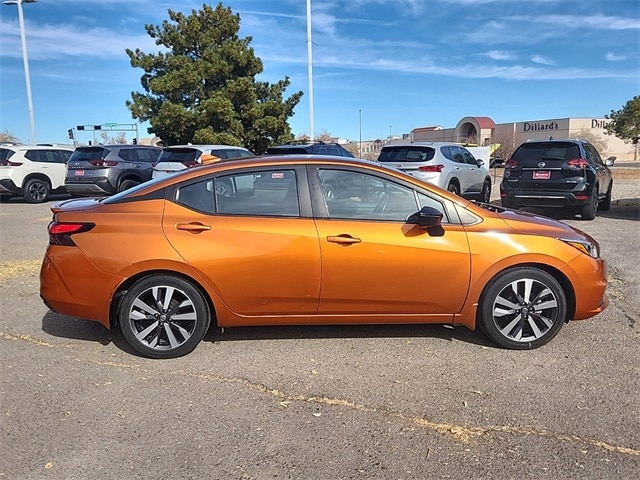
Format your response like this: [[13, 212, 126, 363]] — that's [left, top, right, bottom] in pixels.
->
[[377, 146, 436, 162], [157, 148, 200, 163], [70, 147, 110, 161], [512, 142, 581, 165]]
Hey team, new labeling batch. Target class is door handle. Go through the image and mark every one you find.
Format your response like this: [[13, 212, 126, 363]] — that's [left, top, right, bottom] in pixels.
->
[[326, 235, 361, 245], [176, 222, 211, 233]]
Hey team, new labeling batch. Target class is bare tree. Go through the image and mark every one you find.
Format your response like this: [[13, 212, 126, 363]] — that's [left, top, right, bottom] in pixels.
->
[[0, 130, 21, 144], [569, 128, 609, 155], [99, 131, 129, 144]]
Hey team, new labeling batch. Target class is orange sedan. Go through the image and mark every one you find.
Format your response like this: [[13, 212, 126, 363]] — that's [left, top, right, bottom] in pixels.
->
[[40, 156, 608, 358]]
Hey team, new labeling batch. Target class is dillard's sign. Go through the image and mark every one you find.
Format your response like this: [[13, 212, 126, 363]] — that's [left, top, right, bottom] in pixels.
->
[[522, 119, 611, 132], [523, 121, 559, 132]]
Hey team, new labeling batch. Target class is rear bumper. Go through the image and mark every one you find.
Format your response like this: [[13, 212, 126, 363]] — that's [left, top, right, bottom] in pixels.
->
[[65, 177, 115, 196], [40, 248, 123, 328], [0, 178, 20, 194], [500, 187, 592, 208]]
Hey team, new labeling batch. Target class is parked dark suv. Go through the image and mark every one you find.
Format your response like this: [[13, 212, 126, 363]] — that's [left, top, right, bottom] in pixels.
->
[[266, 141, 354, 157], [66, 145, 161, 196], [500, 139, 615, 220]]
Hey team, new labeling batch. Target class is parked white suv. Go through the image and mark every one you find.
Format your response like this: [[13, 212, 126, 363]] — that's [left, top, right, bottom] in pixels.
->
[[0, 144, 74, 203], [377, 142, 492, 202]]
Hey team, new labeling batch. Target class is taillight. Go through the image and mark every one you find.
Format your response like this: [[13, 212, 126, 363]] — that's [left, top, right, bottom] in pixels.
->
[[418, 164, 444, 173], [504, 158, 518, 168], [88, 160, 118, 167], [0, 160, 23, 166], [181, 161, 199, 168], [567, 158, 588, 168], [48, 221, 94, 246]]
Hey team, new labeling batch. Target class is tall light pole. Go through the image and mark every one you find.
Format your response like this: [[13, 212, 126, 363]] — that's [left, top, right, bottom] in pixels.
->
[[306, 0, 314, 142], [358, 109, 362, 157], [3, 0, 36, 145]]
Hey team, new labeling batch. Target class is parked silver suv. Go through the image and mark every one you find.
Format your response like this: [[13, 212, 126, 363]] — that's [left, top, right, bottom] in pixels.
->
[[65, 144, 161, 196], [377, 142, 492, 202]]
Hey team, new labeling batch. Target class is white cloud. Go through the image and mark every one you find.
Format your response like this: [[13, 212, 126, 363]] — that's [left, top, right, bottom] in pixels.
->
[[605, 52, 627, 62], [485, 50, 515, 61], [531, 55, 555, 66]]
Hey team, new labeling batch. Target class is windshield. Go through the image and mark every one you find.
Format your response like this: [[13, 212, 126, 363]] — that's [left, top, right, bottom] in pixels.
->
[[512, 142, 581, 165]]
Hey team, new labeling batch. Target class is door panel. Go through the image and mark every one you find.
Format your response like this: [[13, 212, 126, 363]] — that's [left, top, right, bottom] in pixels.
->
[[315, 220, 471, 316], [162, 180, 321, 317]]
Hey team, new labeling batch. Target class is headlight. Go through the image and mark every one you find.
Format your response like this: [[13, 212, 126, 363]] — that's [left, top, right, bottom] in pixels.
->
[[559, 238, 600, 258]]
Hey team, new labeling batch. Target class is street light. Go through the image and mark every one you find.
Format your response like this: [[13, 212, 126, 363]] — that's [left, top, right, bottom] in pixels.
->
[[3, 0, 36, 145]]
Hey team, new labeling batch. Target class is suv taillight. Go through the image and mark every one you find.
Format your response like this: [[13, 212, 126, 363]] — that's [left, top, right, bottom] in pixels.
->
[[567, 158, 588, 168], [88, 160, 118, 167], [181, 161, 199, 168], [48, 221, 94, 246], [418, 164, 444, 173], [0, 160, 23, 167], [504, 158, 518, 168]]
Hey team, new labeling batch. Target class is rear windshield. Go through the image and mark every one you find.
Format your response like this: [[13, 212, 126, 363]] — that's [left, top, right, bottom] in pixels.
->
[[157, 148, 200, 163], [377, 146, 436, 163], [512, 142, 581, 165], [69, 147, 110, 161]]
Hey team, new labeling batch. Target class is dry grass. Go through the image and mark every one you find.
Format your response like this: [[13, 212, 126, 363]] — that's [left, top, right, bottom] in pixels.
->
[[0, 259, 41, 282]]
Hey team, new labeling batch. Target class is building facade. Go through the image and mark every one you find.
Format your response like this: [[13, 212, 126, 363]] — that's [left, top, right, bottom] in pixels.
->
[[407, 116, 635, 161]]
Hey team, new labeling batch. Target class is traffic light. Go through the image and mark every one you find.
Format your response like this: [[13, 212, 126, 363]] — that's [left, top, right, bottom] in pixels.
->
[[132, 137, 137, 145], [67, 129, 74, 140]]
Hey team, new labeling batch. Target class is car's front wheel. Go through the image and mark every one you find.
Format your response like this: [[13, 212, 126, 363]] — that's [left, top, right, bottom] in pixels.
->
[[118, 275, 211, 358], [479, 268, 567, 349], [23, 177, 50, 203]]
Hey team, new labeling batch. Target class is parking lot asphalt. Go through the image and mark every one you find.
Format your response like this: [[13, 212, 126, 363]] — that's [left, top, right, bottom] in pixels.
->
[[1, 179, 639, 479]]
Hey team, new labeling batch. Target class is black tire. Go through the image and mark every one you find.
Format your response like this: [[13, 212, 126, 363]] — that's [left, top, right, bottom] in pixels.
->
[[118, 179, 139, 193], [447, 181, 460, 196], [23, 178, 50, 203], [599, 180, 612, 211], [118, 275, 211, 359], [580, 186, 598, 220], [480, 179, 491, 203], [479, 268, 567, 350]]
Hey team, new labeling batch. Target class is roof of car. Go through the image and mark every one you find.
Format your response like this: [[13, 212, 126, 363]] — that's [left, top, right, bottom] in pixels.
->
[[0, 144, 75, 151]]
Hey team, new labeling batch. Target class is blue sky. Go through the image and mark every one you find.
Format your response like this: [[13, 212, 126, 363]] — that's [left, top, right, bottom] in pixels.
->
[[1, 0, 639, 145]]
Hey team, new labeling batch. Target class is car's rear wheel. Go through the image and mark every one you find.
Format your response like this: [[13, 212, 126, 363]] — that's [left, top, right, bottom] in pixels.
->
[[23, 178, 50, 203], [118, 179, 139, 192], [118, 275, 211, 359], [479, 268, 567, 350], [580, 186, 598, 220], [599, 181, 612, 211], [480, 179, 491, 203], [447, 181, 460, 196]]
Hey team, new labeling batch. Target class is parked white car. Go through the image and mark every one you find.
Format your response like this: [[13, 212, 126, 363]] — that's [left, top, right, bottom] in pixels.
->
[[152, 145, 254, 179], [377, 142, 492, 202], [0, 144, 74, 203]]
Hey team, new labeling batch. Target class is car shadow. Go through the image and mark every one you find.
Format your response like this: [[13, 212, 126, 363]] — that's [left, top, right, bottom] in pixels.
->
[[41, 311, 495, 357]]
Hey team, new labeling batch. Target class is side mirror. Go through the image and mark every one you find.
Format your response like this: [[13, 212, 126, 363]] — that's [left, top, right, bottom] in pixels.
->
[[476, 159, 485, 167], [407, 206, 444, 233], [605, 156, 616, 167]]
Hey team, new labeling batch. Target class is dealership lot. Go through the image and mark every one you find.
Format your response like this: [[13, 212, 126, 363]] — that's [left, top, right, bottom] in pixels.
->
[[1, 176, 638, 479]]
